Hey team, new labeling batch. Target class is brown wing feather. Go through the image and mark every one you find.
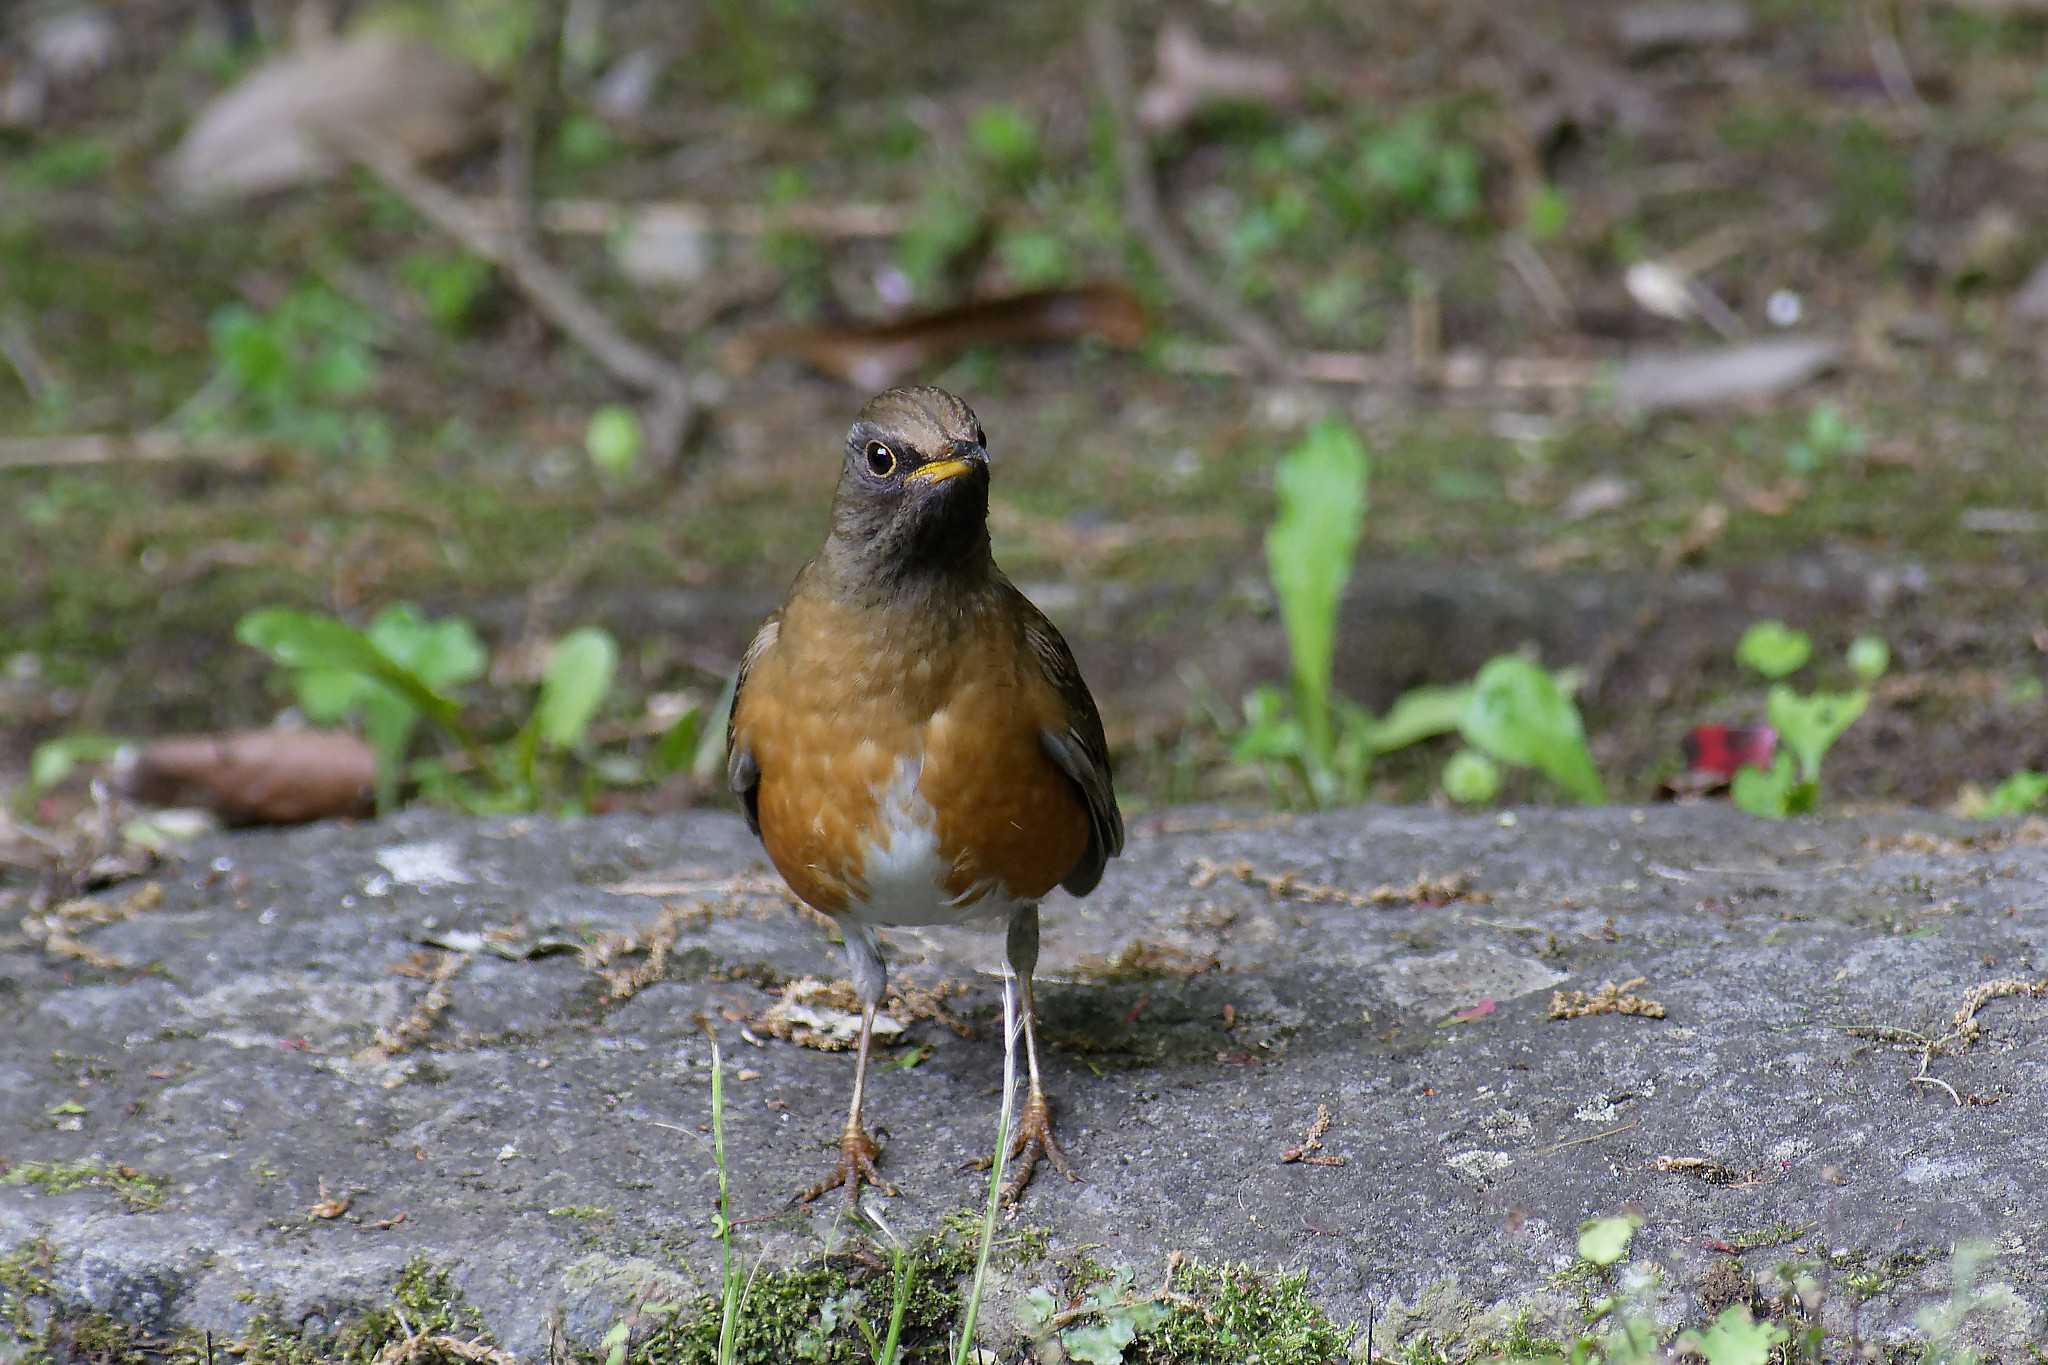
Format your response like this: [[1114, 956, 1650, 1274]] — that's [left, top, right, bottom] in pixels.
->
[[1008, 584, 1123, 896], [725, 611, 780, 838]]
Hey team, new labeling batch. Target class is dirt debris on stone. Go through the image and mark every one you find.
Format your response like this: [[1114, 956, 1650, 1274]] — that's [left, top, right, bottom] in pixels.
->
[[356, 950, 466, 1063], [1548, 976, 1667, 1020], [749, 975, 972, 1051], [1188, 856, 1488, 909], [1865, 818, 2048, 857], [582, 900, 708, 1003], [1075, 938, 1222, 981], [1653, 1155, 1755, 1186], [20, 880, 164, 969], [1280, 1103, 1348, 1167]]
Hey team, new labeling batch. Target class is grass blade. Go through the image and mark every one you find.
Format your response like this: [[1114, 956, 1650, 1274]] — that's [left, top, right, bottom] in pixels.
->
[[954, 974, 1021, 1365]]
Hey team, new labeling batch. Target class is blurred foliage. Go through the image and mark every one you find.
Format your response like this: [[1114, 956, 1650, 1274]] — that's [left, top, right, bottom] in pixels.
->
[[198, 286, 391, 457]]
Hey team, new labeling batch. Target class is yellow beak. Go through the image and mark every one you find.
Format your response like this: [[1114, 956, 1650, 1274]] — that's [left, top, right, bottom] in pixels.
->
[[905, 457, 977, 486]]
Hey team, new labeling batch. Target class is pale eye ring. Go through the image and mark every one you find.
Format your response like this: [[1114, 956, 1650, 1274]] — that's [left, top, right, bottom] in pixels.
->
[[864, 440, 896, 477]]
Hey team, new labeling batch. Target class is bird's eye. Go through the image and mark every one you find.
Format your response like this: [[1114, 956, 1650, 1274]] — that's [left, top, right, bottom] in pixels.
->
[[864, 441, 897, 477]]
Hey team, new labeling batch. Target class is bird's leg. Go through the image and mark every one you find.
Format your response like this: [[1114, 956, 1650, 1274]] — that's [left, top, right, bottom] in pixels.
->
[[1000, 904, 1077, 1204], [797, 922, 897, 1205]]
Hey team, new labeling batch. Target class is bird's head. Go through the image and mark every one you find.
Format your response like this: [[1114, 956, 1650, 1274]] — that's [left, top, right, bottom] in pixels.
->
[[825, 385, 992, 582]]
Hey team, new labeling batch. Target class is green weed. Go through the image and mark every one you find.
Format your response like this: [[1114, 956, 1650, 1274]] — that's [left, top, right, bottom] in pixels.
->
[[196, 285, 391, 458], [1727, 622, 1884, 818], [234, 604, 645, 814]]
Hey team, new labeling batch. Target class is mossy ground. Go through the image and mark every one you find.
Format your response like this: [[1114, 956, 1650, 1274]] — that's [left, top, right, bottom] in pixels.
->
[[5, 3, 2048, 811]]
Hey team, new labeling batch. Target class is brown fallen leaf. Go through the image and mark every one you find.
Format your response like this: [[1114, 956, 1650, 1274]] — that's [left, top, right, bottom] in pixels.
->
[[120, 730, 374, 825], [309, 1180, 351, 1219], [1136, 22, 1297, 134], [722, 284, 1146, 389]]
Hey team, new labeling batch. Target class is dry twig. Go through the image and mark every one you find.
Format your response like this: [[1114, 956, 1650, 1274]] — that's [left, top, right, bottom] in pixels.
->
[[322, 123, 697, 469], [1084, 11, 1291, 378]]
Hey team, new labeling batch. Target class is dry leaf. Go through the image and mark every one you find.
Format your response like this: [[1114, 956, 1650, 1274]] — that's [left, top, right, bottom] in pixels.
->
[[120, 730, 374, 825], [723, 284, 1146, 389]]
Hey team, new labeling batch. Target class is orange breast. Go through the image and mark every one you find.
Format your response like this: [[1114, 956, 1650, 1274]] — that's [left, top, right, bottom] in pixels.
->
[[734, 586, 1088, 920]]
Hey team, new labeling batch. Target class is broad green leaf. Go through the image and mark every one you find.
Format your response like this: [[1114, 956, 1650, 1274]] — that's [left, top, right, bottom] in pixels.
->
[[1734, 621, 1811, 679], [1732, 752, 1799, 819], [1767, 684, 1866, 784], [365, 604, 486, 693], [1576, 1213, 1640, 1267], [1265, 421, 1369, 768], [1441, 749, 1501, 805], [585, 404, 643, 478], [237, 607, 464, 731], [1019, 1287, 1058, 1334], [1459, 656, 1605, 804], [1846, 634, 1890, 683], [536, 627, 618, 750], [1973, 770, 2048, 818], [1061, 1315, 1137, 1365], [29, 735, 127, 791], [651, 705, 703, 778], [1231, 685, 1305, 763], [1368, 682, 1471, 754], [968, 103, 1041, 178], [1674, 1306, 1788, 1365]]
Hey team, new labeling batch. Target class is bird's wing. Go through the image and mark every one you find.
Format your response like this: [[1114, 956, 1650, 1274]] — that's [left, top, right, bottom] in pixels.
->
[[725, 611, 780, 838], [1013, 589, 1123, 896]]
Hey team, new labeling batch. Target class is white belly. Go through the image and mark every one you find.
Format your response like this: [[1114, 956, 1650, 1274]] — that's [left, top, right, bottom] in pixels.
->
[[847, 757, 1022, 928]]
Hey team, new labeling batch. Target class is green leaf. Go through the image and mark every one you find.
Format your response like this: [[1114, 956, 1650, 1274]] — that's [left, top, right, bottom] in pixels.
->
[[1265, 421, 1370, 769], [366, 604, 487, 693], [29, 735, 128, 791], [1767, 684, 1867, 784], [1576, 1213, 1640, 1267], [1231, 685, 1305, 764], [585, 404, 643, 478], [1732, 752, 1799, 819], [1846, 634, 1890, 683], [236, 608, 463, 731], [1019, 1287, 1058, 1334], [1062, 1315, 1137, 1365], [1368, 682, 1472, 754], [1441, 749, 1501, 805], [1734, 621, 1811, 679], [651, 705, 704, 778], [1674, 1305, 1788, 1365], [968, 103, 1041, 178], [1973, 770, 2048, 818], [1459, 657, 1605, 804], [536, 628, 618, 750]]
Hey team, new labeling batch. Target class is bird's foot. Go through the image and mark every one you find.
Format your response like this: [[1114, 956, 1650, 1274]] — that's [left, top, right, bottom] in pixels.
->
[[795, 1124, 897, 1207], [997, 1090, 1078, 1205]]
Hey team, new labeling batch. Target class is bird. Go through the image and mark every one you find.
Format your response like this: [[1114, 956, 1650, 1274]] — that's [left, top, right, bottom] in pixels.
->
[[725, 385, 1123, 1206]]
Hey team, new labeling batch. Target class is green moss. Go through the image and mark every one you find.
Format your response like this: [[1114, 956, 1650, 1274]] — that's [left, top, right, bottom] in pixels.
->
[[604, 1230, 977, 1365], [1132, 1261, 1355, 1365], [0, 1246, 492, 1365], [328, 1256, 489, 1362], [0, 1158, 169, 1211]]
